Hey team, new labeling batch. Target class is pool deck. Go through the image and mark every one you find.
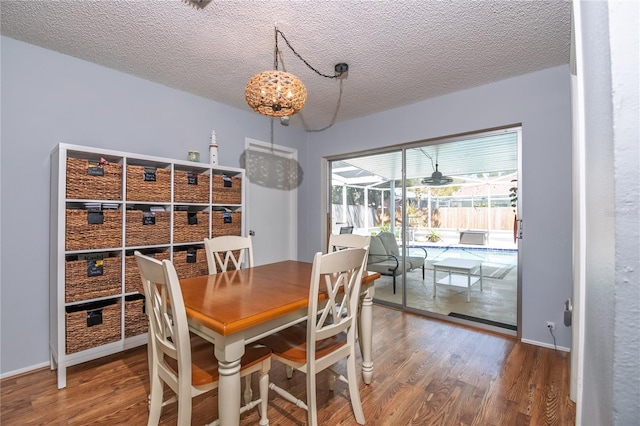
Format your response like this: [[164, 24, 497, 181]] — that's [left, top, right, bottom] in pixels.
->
[[408, 236, 518, 252], [375, 227, 519, 251], [411, 241, 518, 252]]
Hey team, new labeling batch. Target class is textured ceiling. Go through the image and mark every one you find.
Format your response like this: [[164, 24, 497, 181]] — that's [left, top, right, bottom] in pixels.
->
[[1, 0, 572, 130]]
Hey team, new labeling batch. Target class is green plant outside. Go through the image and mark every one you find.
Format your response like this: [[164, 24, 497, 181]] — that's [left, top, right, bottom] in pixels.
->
[[426, 229, 441, 242]]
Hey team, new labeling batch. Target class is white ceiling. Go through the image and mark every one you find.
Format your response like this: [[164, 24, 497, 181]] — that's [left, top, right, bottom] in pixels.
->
[[1, 0, 572, 130]]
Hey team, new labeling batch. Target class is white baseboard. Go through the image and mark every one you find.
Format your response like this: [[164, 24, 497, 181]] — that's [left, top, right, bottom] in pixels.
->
[[521, 338, 570, 352], [1, 361, 50, 380]]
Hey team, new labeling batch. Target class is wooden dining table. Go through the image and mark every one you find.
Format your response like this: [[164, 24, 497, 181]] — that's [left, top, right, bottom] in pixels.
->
[[179, 260, 380, 426]]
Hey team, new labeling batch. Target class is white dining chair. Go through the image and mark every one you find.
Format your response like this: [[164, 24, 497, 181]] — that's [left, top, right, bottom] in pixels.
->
[[203, 235, 253, 274], [134, 251, 270, 426], [260, 248, 368, 426], [328, 233, 371, 254]]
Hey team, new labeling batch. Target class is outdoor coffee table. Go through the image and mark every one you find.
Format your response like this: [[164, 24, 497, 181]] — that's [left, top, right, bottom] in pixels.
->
[[432, 258, 483, 302]]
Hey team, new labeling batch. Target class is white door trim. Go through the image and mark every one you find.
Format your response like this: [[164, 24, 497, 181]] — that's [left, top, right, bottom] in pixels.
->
[[321, 158, 329, 251], [569, 0, 586, 418], [244, 138, 298, 262]]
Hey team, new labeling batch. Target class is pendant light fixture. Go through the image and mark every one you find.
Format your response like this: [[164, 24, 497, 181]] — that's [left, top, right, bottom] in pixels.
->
[[245, 27, 307, 117], [182, 0, 212, 9], [245, 27, 348, 120]]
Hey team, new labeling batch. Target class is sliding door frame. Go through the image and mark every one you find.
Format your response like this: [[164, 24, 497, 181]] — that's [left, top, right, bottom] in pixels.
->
[[325, 125, 522, 338]]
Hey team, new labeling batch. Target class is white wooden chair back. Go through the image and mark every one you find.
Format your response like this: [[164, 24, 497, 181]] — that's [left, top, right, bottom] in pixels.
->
[[308, 248, 366, 355], [328, 233, 371, 292], [204, 235, 254, 274], [328, 233, 371, 253]]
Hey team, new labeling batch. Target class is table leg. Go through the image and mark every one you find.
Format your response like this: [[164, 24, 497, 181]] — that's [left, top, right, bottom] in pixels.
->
[[215, 339, 244, 426], [432, 267, 436, 299], [480, 264, 483, 292], [360, 286, 375, 384], [467, 270, 471, 302]]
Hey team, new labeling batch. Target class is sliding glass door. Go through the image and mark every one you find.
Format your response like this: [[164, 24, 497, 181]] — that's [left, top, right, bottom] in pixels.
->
[[328, 127, 520, 333], [402, 131, 519, 331], [330, 150, 406, 303]]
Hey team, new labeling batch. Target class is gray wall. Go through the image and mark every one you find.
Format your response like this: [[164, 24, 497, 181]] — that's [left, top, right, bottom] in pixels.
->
[[0, 35, 575, 374], [580, 1, 639, 424], [0, 36, 305, 375], [2, 34, 574, 375], [299, 65, 573, 349]]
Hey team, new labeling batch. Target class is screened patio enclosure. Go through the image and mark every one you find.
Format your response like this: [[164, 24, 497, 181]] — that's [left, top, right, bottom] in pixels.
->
[[330, 132, 519, 248], [329, 129, 520, 331]]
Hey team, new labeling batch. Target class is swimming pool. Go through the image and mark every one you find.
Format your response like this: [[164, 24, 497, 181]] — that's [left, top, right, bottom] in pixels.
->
[[411, 245, 518, 279], [428, 246, 516, 263]]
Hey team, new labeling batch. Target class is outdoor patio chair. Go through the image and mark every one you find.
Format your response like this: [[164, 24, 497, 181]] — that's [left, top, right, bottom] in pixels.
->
[[339, 225, 354, 234], [366, 232, 427, 293]]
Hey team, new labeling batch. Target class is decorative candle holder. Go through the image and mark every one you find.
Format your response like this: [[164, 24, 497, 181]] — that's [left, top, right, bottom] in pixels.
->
[[187, 150, 200, 162]]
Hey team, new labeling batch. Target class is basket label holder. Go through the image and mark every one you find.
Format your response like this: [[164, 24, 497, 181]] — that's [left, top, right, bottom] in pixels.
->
[[87, 310, 103, 327], [87, 211, 104, 225], [87, 257, 104, 277], [143, 211, 156, 225], [187, 172, 198, 185], [143, 167, 157, 182], [87, 166, 105, 177], [186, 247, 197, 263], [187, 212, 198, 225]]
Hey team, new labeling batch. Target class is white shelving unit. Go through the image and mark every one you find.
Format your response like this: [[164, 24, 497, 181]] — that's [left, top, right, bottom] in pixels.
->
[[50, 143, 245, 388]]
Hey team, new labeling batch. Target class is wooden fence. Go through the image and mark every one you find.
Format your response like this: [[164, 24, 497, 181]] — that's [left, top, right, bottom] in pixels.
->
[[428, 207, 515, 230], [333, 205, 516, 231]]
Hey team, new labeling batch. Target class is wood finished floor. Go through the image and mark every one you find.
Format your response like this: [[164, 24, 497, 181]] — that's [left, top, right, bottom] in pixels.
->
[[1, 305, 575, 425]]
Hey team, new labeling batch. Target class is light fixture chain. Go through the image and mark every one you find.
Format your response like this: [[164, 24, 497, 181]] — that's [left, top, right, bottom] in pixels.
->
[[274, 26, 279, 70], [276, 29, 339, 79]]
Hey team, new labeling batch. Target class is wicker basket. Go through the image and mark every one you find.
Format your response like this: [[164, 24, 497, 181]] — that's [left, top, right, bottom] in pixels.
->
[[66, 299, 121, 354], [173, 248, 209, 279], [124, 251, 170, 294], [173, 211, 209, 243], [65, 255, 122, 303], [125, 210, 170, 246], [66, 157, 122, 201], [126, 165, 171, 202], [174, 170, 210, 204], [65, 209, 123, 251], [212, 175, 242, 204], [124, 294, 147, 337], [211, 211, 242, 237]]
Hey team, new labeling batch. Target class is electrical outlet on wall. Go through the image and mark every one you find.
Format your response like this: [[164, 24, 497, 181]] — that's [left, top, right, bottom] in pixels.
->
[[546, 321, 555, 330]]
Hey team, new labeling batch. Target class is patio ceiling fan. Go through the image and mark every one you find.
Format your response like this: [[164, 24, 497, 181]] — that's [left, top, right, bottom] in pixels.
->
[[422, 163, 453, 186], [421, 149, 453, 186]]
